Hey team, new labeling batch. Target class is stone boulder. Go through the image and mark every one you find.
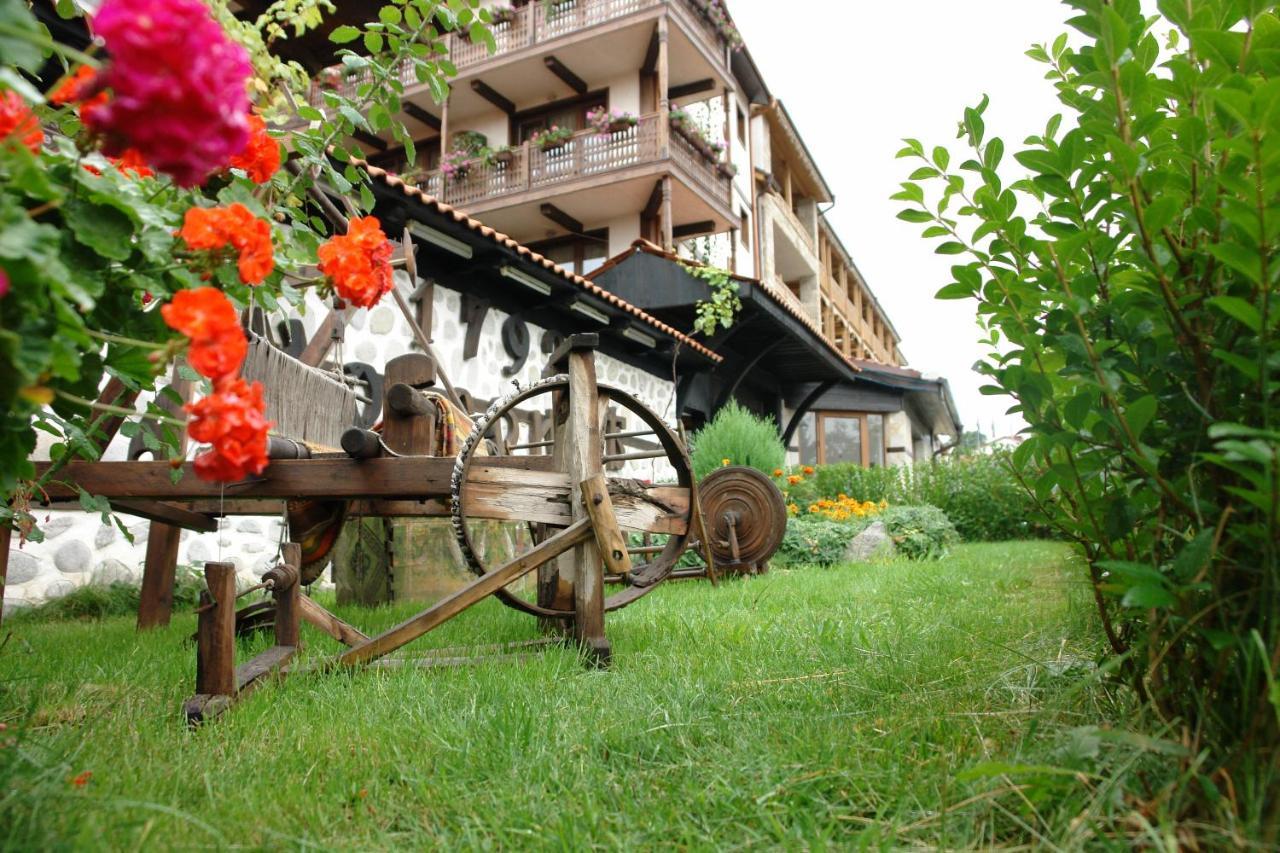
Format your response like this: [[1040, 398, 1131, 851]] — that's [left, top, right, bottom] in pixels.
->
[[843, 521, 896, 563]]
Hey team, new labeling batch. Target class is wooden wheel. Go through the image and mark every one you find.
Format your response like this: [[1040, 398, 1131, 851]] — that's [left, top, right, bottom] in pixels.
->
[[698, 466, 788, 570], [450, 374, 694, 617]]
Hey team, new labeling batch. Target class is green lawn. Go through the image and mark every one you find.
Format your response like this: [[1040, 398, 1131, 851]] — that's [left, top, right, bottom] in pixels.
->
[[2, 542, 1174, 848]]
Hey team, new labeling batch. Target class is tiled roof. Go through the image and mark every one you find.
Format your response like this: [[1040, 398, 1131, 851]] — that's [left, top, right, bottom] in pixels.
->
[[355, 161, 722, 363], [593, 240, 862, 375]]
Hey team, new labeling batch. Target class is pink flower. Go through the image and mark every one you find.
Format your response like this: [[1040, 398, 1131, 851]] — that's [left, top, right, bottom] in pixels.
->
[[0, 268, 8, 299], [87, 0, 252, 187]]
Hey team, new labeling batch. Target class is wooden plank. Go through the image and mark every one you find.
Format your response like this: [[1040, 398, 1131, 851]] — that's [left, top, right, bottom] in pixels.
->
[[461, 480, 689, 533], [299, 594, 368, 646], [184, 645, 296, 725], [566, 350, 607, 663], [337, 518, 592, 666], [581, 474, 633, 579], [35, 455, 557, 501], [137, 522, 183, 629], [274, 543, 302, 648], [114, 500, 217, 533], [299, 310, 340, 367], [195, 562, 237, 696]]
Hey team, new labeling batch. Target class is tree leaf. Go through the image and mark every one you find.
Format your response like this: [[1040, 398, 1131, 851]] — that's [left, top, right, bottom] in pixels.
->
[[329, 25, 361, 43], [1121, 584, 1177, 609]]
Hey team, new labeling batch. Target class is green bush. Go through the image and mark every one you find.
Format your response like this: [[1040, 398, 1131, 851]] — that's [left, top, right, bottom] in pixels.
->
[[878, 505, 959, 561], [689, 401, 785, 479], [776, 516, 873, 567], [8, 568, 206, 624], [782, 453, 1042, 542]]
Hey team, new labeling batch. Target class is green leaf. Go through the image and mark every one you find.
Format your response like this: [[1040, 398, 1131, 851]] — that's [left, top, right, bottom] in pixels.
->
[[330, 25, 361, 43], [65, 198, 134, 261], [896, 208, 932, 223], [1121, 583, 1176, 609], [363, 31, 384, 53], [379, 5, 402, 25], [932, 146, 950, 170], [1125, 394, 1157, 438], [1207, 295, 1263, 331], [935, 242, 967, 255], [0, 0, 48, 73]]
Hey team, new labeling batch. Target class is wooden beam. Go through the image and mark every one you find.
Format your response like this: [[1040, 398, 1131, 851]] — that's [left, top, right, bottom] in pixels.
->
[[337, 518, 593, 666], [300, 594, 368, 646], [540, 202, 584, 235], [544, 55, 587, 95], [668, 78, 715, 100], [403, 102, 441, 131], [115, 500, 217, 533], [471, 79, 515, 115], [641, 24, 660, 75], [354, 129, 388, 151], [781, 380, 837, 446], [642, 180, 664, 220], [299, 309, 340, 367], [672, 220, 715, 239]]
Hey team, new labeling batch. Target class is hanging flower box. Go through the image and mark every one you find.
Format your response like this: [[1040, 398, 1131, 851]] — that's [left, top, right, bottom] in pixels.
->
[[587, 106, 638, 136], [489, 4, 516, 25], [440, 149, 473, 182], [492, 146, 516, 166], [532, 125, 574, 152], [717, 161, 738, 179]]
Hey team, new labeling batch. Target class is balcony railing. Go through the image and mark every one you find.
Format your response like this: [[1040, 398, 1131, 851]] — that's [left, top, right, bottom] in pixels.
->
[[311, 0, 730, 105], [411, 113, 731, 210]]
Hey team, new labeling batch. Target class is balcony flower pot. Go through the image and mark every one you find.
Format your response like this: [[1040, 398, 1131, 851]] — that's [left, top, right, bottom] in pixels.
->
[[717, 162, 738, 179], [489, 4, 516, 25], [532, 126, 574, 152], [492, 147, 516, 166]]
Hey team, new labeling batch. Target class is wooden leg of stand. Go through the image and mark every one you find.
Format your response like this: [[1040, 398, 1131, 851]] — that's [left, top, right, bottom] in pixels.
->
[[274, 543, 301, 648], [565, 350, 609, 665], [0, 525, 10, 627], [196, 562, 237, 696], [137, 521, 181, 630]]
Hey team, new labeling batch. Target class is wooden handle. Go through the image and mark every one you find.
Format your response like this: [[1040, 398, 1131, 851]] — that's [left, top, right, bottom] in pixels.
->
[[581, 474, 633, 578]]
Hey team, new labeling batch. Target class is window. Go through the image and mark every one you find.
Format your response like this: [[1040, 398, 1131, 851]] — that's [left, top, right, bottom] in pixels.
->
[[739, 211, 750, 249], [736, 106, 746, 145], [513, 92, 607, 144], [795, 411, 888, 467]]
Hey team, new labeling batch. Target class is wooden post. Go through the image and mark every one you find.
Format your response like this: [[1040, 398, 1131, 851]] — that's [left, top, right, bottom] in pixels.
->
[[657, 16, 669, 158], [274, 543, 302, 648], [580, 474, 632, 579], [0, 524, 10, 627], [382, 353, 437, 456], [137, 365, 191, 630], [196, 561, 237, 697], [661, 175, 673, 251], [565, 348, 608, 664]]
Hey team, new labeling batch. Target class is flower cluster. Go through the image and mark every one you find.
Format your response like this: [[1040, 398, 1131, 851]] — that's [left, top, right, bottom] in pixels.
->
[[805, 495, 887, 522], [0, 90, 42, 154], [227, 115, 280, 184], [531, 125, 574, 150], [586, 107, 637, 136], [162, 287, 271, 482], [186, 375, 271, 482], [317, 216, 394, 309], [86, 0, 252, 186], [160, 286, 248, 380], [440, 148, 474, 181], [687, 0, 743, 50], [178, 204, 274, 286]]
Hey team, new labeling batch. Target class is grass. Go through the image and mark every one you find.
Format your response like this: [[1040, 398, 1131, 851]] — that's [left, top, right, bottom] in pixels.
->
[[0, 542, 1203, 849]]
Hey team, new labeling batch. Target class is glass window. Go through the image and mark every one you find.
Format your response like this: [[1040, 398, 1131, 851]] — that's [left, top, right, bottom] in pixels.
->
[[581, 240, 607, 276], [822, 415, 862, 465], [867, 414, 885, 467], [796, 412, 817, 465]]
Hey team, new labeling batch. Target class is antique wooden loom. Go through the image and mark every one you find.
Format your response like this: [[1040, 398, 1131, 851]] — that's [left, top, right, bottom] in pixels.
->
[[19, 223, 786, 723]]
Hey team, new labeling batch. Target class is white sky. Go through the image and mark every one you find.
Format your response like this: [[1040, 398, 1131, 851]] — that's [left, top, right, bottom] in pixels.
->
[[730, 1, 1074, 440]]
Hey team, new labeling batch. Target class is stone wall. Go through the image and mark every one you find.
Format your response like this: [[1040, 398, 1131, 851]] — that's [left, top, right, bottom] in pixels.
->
[[4, 275, 675, 612]]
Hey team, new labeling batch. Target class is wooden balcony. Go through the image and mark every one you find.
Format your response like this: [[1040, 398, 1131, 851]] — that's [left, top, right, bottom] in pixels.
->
[[311, 0, 732, 105], [412, 113, 731, 214]]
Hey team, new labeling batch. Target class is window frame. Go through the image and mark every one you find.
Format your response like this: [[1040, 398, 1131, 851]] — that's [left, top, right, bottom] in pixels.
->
[[800, 410, 888, 467]]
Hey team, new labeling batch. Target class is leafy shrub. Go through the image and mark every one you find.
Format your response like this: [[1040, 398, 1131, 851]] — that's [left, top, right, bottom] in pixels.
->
[[689, 401, 785, 479], [782, 453, 1041, 541], [897, 0, 1280, 822], [776, 516, 872, 567], [878, 505, 959, 561], [8, 568, 205, 624]]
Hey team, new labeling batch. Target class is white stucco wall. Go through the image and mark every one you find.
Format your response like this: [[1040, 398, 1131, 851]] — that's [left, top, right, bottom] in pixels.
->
[[4, 274, 675, 611]]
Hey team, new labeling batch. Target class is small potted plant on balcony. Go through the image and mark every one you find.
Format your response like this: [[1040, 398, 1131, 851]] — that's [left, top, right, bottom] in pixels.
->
[[491, 144, 517, 166], [440, 148, 474, 182], [587, 106, 638, 136], [531, 125, 574, 152], [488, 3, 516, 25], [717, 160, 738, 179]]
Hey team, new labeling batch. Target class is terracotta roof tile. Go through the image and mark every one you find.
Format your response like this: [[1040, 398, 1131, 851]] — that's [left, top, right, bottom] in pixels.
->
[[356, 161, 721, 363]]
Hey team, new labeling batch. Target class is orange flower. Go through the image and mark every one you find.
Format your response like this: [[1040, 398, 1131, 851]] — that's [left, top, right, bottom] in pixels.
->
[[112, 148, 154, 178], [802, 466, 815, 475], [772, 468, 783, 477], [228, 114, 280, 184], [0, 91, 42, 154], [787, 475, 802, 485], [179, 204, 274, 285], [162, 287, 248, 380], [49, 65, 109, 124], [186, 375, 271, 483], [318, 216, 394, 309], [70, 771, 92, 788]]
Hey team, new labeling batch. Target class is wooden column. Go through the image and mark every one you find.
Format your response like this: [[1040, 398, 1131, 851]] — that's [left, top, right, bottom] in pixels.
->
[[137, 366, 191, 630], [0, 524, 9, 627], [195, 561, 237, 696], [657, 16, 669, 158], [564, 347, 608, 664], [661, 175, 674, 251], [274, 543, 302, 648]]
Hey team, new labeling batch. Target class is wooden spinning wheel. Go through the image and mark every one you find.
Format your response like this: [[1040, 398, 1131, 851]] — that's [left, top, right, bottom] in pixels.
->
[[450, 372, 694, 617]]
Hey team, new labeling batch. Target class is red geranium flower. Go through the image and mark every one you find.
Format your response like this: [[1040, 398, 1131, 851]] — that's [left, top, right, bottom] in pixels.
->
[[178, 204, 274, 286], [49, 65, 109, 124], [317, 216, 394, 309], [228, 114, 280, 184], [161, 287, 248, 380], [186, 375, 271, 483], [0, 91, 42, 154]]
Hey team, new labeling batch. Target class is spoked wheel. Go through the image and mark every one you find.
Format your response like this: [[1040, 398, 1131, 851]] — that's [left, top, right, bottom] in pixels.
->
[[450, 374, 694, 617]]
